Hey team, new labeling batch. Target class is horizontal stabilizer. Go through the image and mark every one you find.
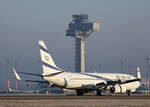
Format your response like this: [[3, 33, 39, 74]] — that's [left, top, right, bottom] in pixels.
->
[[18, 72, 42, 77], [12, 68, 21, 80]]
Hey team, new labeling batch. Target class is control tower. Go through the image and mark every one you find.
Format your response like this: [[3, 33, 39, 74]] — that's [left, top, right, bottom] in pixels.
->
[[66, 14, 100, 72]]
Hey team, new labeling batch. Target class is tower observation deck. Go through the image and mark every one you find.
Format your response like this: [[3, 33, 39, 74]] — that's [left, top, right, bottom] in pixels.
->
[[66, 14, 100, 72]]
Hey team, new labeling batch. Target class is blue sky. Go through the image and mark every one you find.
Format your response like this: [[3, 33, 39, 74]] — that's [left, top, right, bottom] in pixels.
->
[[0, 0, 150, 88]]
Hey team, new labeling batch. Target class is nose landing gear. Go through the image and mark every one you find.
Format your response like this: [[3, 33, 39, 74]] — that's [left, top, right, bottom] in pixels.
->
[[127, 90, 131, 96]]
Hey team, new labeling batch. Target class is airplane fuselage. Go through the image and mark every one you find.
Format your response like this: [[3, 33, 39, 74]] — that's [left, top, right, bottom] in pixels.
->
[[43, 72, 140, 92]]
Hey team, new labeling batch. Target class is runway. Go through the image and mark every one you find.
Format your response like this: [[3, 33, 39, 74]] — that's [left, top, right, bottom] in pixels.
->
[[0, 94, 150, 107], [0, 94, 150, 100]]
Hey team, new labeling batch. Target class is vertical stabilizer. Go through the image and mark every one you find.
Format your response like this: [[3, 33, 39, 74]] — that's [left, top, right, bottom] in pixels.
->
[[39, 41, 57, 68], [38, 41, 63, 75]]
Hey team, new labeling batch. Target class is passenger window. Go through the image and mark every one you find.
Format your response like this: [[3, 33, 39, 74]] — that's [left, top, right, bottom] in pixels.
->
[[116, 76, 119, 78]]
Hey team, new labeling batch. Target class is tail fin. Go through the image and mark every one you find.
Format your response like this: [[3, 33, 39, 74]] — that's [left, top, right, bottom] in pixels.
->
[[38, 41, 63, 75], [137, 67, 141, 79]]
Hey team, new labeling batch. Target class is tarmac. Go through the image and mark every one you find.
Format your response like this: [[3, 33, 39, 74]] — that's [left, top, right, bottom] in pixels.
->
[[0, 94, 150, 107]]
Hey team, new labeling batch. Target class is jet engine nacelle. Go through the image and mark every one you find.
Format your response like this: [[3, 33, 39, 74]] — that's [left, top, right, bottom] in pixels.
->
[[110, 84, 126, 93]]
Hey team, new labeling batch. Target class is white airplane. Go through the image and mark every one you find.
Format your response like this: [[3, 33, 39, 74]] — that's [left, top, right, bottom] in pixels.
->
[[16, 41, 141, 96]]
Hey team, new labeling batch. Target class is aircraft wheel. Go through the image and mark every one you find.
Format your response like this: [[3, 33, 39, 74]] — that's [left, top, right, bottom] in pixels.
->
[[76, 90, 84, 96], [97, 90, 103, 96], [127, 90, 131, 96]]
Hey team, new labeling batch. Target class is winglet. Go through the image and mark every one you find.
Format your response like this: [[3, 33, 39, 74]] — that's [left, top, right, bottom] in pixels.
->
[[137, 67, 141, 79], [12, 68, 21, 80]]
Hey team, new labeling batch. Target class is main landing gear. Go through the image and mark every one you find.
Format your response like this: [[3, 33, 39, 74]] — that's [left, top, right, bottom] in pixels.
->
[[76, 90, 84, 96], [96, 90, 103, 96], [76, 90, 104, 96]]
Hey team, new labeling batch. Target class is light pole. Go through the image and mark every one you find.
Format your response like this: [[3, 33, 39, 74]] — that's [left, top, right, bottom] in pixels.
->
[[120, 59, 124, 74], [7, 60, 11, 91], [146, 56, 150, 94]]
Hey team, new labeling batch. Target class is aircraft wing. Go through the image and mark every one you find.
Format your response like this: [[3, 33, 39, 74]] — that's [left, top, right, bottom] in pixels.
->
[[80, 78, 141, 91], [81, 67, 141, 91], [105, 67, 141, 86], [97, 67, 141, 90], [106, 78, 141, 86]]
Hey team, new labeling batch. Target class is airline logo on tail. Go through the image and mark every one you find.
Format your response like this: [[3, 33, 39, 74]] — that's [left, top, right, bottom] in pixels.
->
[[45, 56, 49, 61], [38, 41, 63, 75]]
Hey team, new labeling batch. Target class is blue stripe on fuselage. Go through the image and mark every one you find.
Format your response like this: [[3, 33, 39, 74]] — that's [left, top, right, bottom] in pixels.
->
[[42, 61, 62, 71], [40, 45, 49, 53], [80, 73, 111, 81]]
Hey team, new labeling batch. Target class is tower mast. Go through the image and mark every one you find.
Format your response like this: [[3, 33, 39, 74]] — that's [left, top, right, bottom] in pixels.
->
[[66, 14, 100, 72]]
